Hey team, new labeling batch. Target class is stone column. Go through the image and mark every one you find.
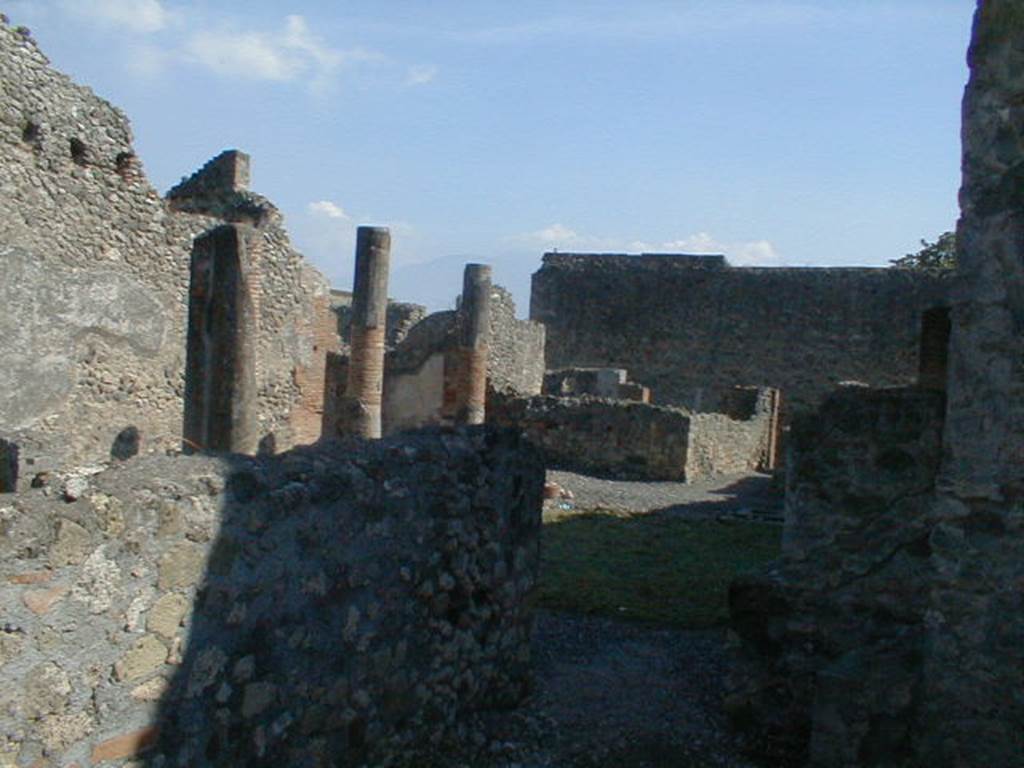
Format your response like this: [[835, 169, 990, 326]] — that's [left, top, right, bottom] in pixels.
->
[[342, 226, 391, 438], [183, 224, 258, 454], [455, 263, 492, 425]]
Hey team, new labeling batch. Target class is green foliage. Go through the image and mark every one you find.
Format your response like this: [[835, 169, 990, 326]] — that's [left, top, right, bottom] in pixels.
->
[[535, 511, 781, 628], [890, 231, 957, 271]]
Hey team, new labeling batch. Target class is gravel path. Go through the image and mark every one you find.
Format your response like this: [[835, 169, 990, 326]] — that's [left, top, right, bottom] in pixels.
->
[[426, 471, 781, 768], [545, 469, 784, 523]]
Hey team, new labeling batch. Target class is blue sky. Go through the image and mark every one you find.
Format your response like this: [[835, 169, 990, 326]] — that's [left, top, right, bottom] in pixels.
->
[[6, 1, 974, 312]]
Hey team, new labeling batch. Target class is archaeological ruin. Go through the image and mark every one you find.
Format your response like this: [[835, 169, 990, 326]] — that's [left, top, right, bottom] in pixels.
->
[[1, 1, 1022, 766], [532, 252, 951, 418], [726, 3, 1024, 766]]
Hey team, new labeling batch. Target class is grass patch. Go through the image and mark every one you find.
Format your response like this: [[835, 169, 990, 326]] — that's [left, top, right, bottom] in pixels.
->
[[535, 510, 781, 628]]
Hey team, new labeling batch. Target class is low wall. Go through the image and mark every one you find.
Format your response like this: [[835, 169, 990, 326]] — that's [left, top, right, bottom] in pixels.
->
[[0, 427, 543, 766], [490, 391, 775, 481]]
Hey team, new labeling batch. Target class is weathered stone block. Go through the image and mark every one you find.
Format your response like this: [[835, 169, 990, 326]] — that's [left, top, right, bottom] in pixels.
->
[[48, 519, 92, 567], [147, 592, 189, 639], [89, 725, 159, 763], [114, 635, 168, 682], [157, 542, 205, 591]]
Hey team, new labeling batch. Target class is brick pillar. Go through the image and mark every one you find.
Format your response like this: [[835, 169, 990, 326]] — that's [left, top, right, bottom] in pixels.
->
[[340, 227, 390, 439], [183, 225, 258, 454], [456, 263, 492, 425]]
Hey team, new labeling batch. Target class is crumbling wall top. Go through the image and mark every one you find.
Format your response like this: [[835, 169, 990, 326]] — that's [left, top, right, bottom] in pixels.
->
[[541, 252, 729, 270], [166, 149, 250, 199]]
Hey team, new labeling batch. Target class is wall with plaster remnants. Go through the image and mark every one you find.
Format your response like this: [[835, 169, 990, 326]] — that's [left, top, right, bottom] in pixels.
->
[[0, 20, 332, 483]]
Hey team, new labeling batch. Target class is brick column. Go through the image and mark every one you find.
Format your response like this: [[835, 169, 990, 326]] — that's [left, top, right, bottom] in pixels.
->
[[341, 227, 391, 438], [456, 263, 492, 425]]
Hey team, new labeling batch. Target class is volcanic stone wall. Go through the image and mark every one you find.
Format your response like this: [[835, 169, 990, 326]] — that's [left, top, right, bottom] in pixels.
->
[[0, 19, 332, 482], [531, 253, 949, 416], [728, 387, 947, 764], [729, 5, 1024, 764], [0, 427, 543, 766], [487, 285, 546, 398], [924, 0, 1024, 760]]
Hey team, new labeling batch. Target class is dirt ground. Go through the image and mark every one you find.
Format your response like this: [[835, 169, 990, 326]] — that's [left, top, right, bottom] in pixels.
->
[[428, 471, 783, 768]]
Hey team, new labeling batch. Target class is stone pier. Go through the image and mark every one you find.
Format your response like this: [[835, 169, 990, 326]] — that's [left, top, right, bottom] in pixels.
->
[[182, 224, 258, 454], [456, 263, 492, 425], [341, 226, 391, 438]]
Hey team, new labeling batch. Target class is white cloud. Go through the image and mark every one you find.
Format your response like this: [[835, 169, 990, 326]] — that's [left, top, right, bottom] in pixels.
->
[[185, 28, 304, 81], [308, 200, 351, 220], [512, 223, 629, 251], [181, 15, 382, 91], [630, 232, 782, 265], [531, 223, 581, 243], [405, 64, 437, 86], [513, 225, 781, 264], [730, 239, 781, 265], [123, 42, 171, 77], [62, 0, 173, 34]]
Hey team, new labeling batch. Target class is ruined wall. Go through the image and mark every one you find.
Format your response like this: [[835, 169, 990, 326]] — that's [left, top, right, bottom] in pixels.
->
[[330, 290, 428, 351], [543, 368, 651, 402], [167, 154, 334, 451], [490, 390, 774, 481], [0, 20, 333, 480], [0, 427, 543, 766], [728, 387, 946, 765], [921, 1, 1024, 761], [687, 388, 779, 480], [531, 253, 949, 415], [487, 286, 545, 397], [727, 7, 1024, 764]]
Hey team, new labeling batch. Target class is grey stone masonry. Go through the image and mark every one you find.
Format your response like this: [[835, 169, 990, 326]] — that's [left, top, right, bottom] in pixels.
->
[[490, 388, 776, 481], [0, 427, 543, 766], [920, 1, 1024, 761], [531, 253, 950, 419], [728, 8, 1024, 762], [727, 387, 947, 766], [0, 17, 334, 478], [166, 150, 251, 201]]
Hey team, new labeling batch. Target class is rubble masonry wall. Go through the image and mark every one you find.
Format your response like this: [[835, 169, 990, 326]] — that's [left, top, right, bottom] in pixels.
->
[[531, 253, 949, 416], [0, 428, 543, 766]]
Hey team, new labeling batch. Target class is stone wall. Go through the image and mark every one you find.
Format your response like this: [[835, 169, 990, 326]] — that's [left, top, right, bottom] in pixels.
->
[[531, 253, 949, 416], [727, 387, 946, 764], [487, 286, 545, 398], [0, 427, 543, 766], [0, 20, 333, 482], [727, 7, 1024, 766], [490, 389, 776, 481], [330, 290, 428, 351], [543, 368, 650, 402], [922, 1, 1024, 761]]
